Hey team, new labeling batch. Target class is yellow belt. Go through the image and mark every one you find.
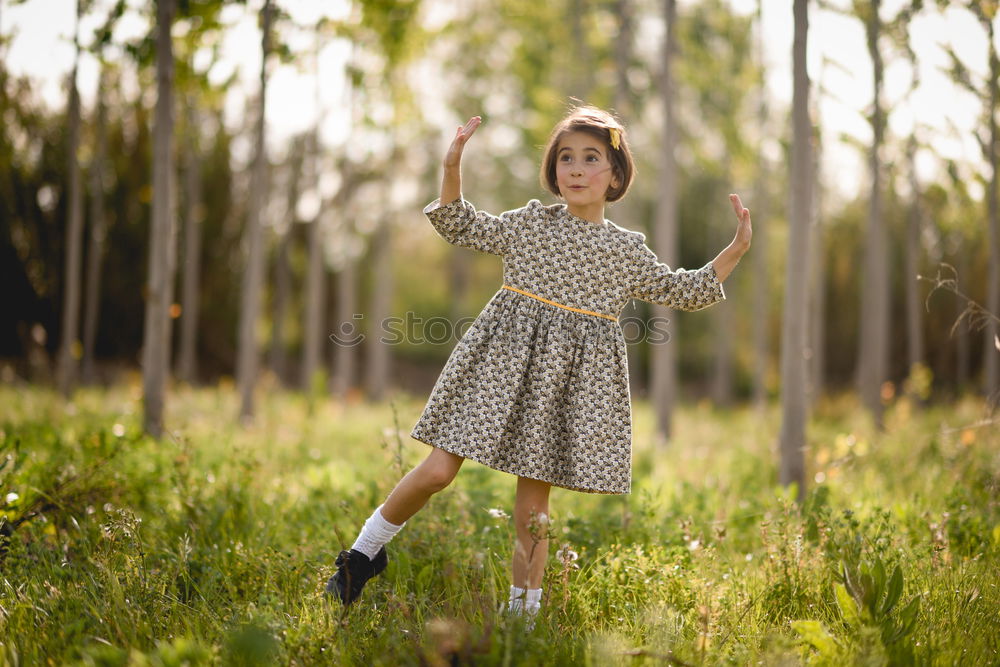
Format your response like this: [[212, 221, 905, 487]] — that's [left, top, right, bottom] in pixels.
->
[[501, 284, 618, 321]]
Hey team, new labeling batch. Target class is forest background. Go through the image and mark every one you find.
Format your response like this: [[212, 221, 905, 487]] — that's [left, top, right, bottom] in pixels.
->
[[2, 0, 997, 419]]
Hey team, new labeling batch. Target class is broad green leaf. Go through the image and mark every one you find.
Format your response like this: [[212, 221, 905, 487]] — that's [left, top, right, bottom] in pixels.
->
[[792, 620, 840, 656], [835, 583, 860, 628], [872, 558, 886, 603], [881, 565, 903, 616]]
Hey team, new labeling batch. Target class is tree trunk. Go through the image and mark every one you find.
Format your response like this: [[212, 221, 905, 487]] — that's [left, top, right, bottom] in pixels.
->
[[652, 0, 679, 444], [570, 0, 592, 100], [751, 0, 770, 412], [176, 100, 203, 384], [904, 137, 925, 401], [856, 0, 889, 427], [614, 0, 633, 116], [807, 92, 825, 409], [301, 142, 327, 392], [82, 66, 108, 385], [331, 251, 358, 400], [614, 0, 644, 401], [56, 1, 85, 397], [982, 17, 999, 399], [273, 142, 304, 385], [778, 0, 811, 501], [956, 295, 969, 391], [236, 0, 272, 422], [142, 0, 177, 437], [365, 202, 393, 401]]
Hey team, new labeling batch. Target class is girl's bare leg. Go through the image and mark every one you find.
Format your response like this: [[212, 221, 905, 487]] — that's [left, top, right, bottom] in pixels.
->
[[379, 446, 465, 525], [511, 476, 552, 589]]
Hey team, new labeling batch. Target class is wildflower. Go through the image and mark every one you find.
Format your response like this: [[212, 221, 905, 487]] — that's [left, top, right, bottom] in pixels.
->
[[4, 492, 18, 505], [555, 544, 579, 569], [486, 508, 509, 520]]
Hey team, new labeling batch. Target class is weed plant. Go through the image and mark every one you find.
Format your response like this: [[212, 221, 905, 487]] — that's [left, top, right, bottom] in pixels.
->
[[0, 384, 997, 665]]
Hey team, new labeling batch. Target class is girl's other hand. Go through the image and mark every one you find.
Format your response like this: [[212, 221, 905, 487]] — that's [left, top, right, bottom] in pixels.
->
[[443, 116, 482, 170], [728, 193, 752, 253]]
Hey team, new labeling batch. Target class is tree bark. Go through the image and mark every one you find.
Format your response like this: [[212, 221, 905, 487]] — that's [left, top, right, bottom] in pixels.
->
[[807, 77, 825, 409], [982, 16, 999, 399], [56, 1, 85, 397], [904, 137, 925, 400], [236, 0, 272, 421], [273, 141, 304, 386], [856, 0, 889, 427], [142, 0, 177, 437], [365, 192, 393, 401], [652, 0, 679, 444], [176, 100, 203, 385], [778, 0, 811, 501], [331, 250, 358, 400], [82, 66, 108, 385], [301, 140, 327, 392], [751, 0, 770, 412], [614, 0, 644, 403]]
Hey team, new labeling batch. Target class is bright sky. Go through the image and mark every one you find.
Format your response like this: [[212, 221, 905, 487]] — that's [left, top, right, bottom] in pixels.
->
[[1, 0, 994, 202]]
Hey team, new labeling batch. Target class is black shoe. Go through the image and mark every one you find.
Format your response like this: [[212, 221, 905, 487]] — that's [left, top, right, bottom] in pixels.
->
[[325, 546, 388, 605]]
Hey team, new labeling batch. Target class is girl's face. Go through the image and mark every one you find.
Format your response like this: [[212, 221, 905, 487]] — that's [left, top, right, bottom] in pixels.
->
[[554, 130, 619, 208]]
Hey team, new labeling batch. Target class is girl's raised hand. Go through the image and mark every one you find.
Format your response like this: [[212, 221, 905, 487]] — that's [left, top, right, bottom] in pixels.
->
[[728, 193, 752, 253], [443, 116, 482, 170]]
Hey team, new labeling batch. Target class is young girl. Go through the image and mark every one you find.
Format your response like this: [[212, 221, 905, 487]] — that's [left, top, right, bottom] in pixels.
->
[[327, 105, 752, 623]]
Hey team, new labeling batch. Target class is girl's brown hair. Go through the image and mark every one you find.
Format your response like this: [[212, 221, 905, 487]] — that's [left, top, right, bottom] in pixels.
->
[[539, 105, 635, 203]]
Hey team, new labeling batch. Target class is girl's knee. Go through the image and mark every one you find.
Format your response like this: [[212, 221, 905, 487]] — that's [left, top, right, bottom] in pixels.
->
[[418, 452, 461, 493]]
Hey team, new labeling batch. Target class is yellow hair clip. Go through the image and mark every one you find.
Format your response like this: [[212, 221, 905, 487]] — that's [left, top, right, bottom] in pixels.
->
[[609, 127, 621, 150]]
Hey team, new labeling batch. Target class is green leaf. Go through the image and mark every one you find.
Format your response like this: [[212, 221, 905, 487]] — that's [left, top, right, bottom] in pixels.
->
[[881, 565, 903, 616], [860, 571, 876, 614], [897, 596, 920, 634], [835, 583, 860, 628], [792, 620, 840, 656], [872, 558, 886, 594]]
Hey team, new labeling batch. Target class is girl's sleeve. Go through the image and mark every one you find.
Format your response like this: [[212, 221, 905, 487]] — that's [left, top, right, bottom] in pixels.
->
[[627, 234, 725, 311], [423, 197, 518, 256]]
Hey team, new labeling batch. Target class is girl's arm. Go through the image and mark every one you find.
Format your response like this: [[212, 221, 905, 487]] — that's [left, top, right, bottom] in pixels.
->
[[440, 116, 482, 205], [711, 194, 752, 283]]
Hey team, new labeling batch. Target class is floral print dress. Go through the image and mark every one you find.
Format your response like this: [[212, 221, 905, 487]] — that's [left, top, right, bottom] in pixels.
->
[[409, 197, 725, 494]]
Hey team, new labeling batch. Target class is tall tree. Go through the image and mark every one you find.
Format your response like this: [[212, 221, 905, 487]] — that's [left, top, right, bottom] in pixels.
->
[[751, 0, 771, 411], [806, 57, 829, 408], [55, 0, 85, 397], [651, 0, 680, 443], [142, 0, 177, 436], [176, 98, 203, 384], [778, 0, 812, 501], [331, 242, 359, 400], [81, 65, 109, 385], [855, 0, 890, 427], [301, 136, 326, 392], [904, 136, 925, 393], [236, 0, 273, 421], [939, 0, 998, 398], [977, 4, 999, 398], [271, 141, 303, 385], [300, 27, 328, 393]]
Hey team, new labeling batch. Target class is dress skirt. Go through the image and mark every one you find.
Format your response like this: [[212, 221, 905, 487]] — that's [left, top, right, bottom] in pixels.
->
[[410, 286, 634, 494]]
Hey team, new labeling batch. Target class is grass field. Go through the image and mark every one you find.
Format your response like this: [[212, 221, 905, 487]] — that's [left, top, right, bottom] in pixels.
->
[[0, 382, 997, 665]]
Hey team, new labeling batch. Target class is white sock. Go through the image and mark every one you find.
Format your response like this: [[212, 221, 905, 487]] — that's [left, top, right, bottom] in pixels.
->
[[507, 586, 542, 615], [525, 587, 542, 614], [350, 504, 405, 560]]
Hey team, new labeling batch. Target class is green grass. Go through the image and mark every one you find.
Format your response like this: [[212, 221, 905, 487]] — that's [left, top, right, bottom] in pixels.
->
[[0, 383, 997, 665]]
